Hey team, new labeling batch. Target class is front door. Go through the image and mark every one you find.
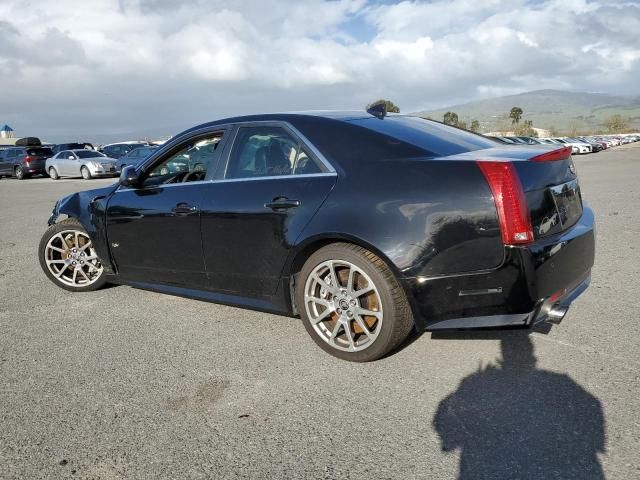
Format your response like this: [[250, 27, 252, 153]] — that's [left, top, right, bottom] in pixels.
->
[[200, 124, 337, 296], [105, 130, 227, 288], [59, 151, 77, 176]]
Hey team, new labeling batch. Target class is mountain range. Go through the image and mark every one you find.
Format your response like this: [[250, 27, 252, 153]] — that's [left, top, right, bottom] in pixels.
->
[[414, 89, 640, 133]]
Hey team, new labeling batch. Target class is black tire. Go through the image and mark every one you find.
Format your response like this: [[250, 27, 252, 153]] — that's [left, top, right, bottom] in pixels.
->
[[81, 166, 92, 180], [296, 243, 414, 362], [39, 218, 107, 292], [49, 167, 60, 180], [15, 166, 27, 180]]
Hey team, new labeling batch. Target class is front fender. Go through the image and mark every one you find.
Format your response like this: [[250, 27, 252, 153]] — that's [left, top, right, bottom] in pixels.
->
[[48, 184, 118, 273]]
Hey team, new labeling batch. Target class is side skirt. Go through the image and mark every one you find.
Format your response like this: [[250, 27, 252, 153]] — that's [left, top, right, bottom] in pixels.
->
[[115, 279, 293, 317]]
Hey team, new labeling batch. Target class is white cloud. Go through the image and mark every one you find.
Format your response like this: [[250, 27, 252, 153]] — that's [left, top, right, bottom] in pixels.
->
[[0, 0, 638, 140]]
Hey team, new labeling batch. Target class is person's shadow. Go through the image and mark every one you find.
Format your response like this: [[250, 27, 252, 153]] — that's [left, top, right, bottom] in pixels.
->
[[433, 332, 606, 479]]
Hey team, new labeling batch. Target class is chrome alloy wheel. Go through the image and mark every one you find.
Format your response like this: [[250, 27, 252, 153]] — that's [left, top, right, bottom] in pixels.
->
[[44, 230, 103, 287], [304, 260, 383, 352]]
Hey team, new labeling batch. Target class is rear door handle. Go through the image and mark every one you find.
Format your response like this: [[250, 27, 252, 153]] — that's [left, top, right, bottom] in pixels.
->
[[172, 202, 199, 215], [265, 197, 301, 211]]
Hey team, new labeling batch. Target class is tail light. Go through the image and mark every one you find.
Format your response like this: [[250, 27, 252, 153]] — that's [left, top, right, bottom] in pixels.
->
[[529, 146, 572, 162], [477, 161, 533, 245], [23, 156, 33, 165]]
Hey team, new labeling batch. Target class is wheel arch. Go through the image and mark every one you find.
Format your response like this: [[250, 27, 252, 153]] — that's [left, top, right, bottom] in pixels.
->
[[48, 190, 116, 273], [282, 233, 412, 317], [286, 233, 403, 281]]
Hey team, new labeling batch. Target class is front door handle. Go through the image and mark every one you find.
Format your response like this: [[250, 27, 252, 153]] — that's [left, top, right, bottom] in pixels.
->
[[172, 202, 199, 215], [265, 197, 301, 211]]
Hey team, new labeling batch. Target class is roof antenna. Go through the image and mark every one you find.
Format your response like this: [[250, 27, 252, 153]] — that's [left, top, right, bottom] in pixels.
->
[[366, 102, 387, 119]]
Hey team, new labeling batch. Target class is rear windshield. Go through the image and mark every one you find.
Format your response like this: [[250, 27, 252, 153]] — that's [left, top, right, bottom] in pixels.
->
[[27, 148, 53, 156], [75, 150, 105, 159], [349, 116, 498, 157]]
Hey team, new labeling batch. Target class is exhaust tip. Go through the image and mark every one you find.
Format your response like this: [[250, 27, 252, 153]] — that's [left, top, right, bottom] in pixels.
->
[[547, 305, 569, 325]]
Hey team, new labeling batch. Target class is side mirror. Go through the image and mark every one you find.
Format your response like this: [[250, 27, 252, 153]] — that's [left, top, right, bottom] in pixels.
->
[[68, 156, 75, 160], [120, 165, 140, 187]]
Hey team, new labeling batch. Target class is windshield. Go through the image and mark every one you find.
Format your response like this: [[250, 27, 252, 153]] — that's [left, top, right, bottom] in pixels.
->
[[75, 150, 105, 159]]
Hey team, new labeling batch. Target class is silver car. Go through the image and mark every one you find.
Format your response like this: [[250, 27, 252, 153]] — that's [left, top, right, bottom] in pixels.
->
[[45, 149, 118, 180]]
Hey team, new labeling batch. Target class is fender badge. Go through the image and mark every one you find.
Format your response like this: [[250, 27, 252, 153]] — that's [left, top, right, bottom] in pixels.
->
[[111, 242, 119, 248]]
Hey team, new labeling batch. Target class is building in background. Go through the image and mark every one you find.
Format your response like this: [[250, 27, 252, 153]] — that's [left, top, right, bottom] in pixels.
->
[[1, 124, 15, 138], [0, 125, 19, 147]]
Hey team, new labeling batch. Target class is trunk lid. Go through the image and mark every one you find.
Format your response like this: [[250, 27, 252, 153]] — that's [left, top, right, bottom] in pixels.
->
[[444, 145, 583, 239]]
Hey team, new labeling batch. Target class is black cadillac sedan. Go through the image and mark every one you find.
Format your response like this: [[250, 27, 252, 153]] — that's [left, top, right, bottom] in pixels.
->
[[39, 111, 595, 361]]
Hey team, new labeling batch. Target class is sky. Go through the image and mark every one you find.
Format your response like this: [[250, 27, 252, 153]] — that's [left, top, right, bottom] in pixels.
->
[[1, 0, 639, 142]]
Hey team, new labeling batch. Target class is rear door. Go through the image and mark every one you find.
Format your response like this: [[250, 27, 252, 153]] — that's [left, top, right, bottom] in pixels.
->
[[199, 122, 337, 296]]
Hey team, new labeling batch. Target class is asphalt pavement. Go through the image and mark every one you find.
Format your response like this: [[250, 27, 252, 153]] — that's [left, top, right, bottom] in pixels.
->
[[1, 144, 639, 479]]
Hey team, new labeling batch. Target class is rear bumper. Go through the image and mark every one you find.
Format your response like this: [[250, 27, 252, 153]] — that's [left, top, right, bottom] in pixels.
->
[[403, 205, 595, 331]]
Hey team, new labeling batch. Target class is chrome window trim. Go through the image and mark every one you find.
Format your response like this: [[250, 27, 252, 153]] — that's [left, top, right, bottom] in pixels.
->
[[116, 119, 338, 193], [114, 172, 337, 193], [135, 124, 232, 173], [284, 122, 336, 173], [211, 171, 337, 184], [222, 120, 336, 177]]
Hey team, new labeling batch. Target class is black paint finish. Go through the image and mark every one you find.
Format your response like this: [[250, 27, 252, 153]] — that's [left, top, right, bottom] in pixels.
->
[[46, 112, 595, 330]]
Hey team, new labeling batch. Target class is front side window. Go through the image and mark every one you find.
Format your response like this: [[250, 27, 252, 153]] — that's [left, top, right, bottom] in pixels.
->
[[225, 126, 321, 179], [141, 132, 224, 186]]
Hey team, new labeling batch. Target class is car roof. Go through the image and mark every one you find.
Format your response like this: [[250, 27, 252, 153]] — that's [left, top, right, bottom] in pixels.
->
[[184, 111, 388, 132]]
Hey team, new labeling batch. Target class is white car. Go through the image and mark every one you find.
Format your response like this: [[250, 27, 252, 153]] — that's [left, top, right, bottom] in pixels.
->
[[554, 138, 592, 154], [45, 149, 118, 180]]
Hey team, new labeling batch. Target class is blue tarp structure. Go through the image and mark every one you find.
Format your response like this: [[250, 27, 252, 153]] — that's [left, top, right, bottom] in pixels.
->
[[1, 124, 14, 132]]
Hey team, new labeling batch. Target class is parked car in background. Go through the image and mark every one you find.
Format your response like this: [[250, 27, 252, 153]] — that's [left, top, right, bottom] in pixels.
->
[[554, 138, 591, 154], [46, 149, 118, 180], [39, 111, 595, 362], [51, 143, 94, 156], [0, 145, 54, 179], [537, 138, 561, 146], [99, 142, 151, 159], [503, 136, 528, 144], [489, 136, 518, 144], [514, 136, 541, 145], [577, 137, 605, 152], [116, 145, 159, 172]]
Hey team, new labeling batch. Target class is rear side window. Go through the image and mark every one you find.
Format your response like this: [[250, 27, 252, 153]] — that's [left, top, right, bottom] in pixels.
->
[[349, 116, 498, 157], [225, 126, 321, 179]]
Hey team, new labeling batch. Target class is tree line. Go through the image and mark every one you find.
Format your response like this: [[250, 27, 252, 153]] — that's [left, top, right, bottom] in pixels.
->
[[368, 99, 634, 135]]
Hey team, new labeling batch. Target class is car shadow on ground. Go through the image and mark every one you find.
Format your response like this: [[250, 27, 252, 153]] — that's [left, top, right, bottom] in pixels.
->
[[429, 329, 606, 480]]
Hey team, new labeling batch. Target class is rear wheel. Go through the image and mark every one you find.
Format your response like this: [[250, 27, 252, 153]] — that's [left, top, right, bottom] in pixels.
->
[[15, 166, 26, 180], [39, 218, 107, 292], [296, 243, 414, 362], [49, 167, 60, 180], [81, 166, 92, 180]]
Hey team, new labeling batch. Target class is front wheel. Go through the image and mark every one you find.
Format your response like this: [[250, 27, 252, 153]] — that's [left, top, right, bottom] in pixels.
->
[[296, 243, 414, 362], [39, 218, 107, 292], [81, 166, 92, 180]]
